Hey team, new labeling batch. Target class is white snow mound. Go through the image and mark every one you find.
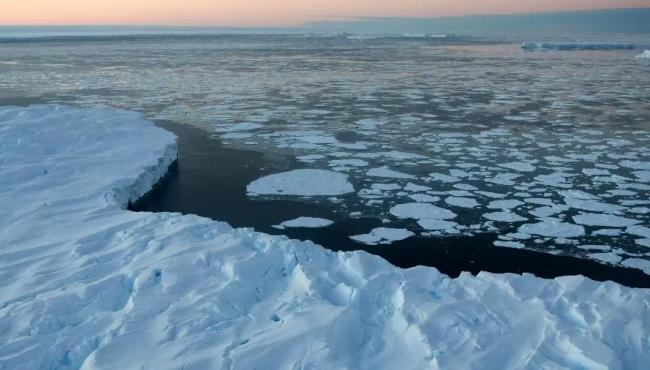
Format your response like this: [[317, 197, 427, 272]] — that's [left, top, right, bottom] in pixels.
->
[[1, 105, 650, 370]]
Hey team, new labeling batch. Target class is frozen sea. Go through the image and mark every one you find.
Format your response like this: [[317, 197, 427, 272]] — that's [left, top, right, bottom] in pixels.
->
[[2, 31, 650, 278]]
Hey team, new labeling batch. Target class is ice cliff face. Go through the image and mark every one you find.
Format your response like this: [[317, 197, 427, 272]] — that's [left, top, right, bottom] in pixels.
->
[[1, 105, 649, 370]]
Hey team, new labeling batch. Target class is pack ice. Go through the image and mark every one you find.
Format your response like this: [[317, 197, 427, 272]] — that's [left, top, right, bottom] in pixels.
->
[[1, 105, 650, 370]]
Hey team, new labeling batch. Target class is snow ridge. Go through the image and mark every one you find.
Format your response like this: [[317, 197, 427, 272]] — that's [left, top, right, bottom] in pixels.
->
[[1, 106, 650, 370]]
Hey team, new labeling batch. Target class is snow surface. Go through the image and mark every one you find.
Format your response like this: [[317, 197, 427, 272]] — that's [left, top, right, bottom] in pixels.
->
[[247, 169, 354, 196], [2, 105, 650, 369]]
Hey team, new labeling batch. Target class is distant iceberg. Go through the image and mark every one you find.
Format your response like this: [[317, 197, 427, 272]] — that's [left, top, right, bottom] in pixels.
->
[[636, 50, 650, 59], [522, 42, 635, 51]]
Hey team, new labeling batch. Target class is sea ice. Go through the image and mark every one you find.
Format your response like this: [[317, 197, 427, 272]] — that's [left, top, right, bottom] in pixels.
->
[[276, 217, 334, 229], [367, 166, 414, 179], [483, 211, 528, 223], [445, 196, 479, 208], [498, 161, 536, 172], [350, 227, 415, 245], [519, 219, 585, 238], [247, 169, 354, 196], [572, 214, 641, 228], [390, 203, 457, 220]]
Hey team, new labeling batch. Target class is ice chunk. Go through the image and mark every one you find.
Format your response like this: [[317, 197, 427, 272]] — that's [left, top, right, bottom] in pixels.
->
[[484, 211, 527, 223], [247, 169, 354, 196], [494, 240, 525, 249], [390, 202, 457, 220], [572, 214, 641, 228], [276, 217, 334, 229], [417, 219, 459, 231], [498, 161, 536, 172], [367, 166, 414, 179], [488, 199, 523, 210], [590, 253, 622, 264], [445, 196, 479, 208], [350, 227, 414, 245], [519, 220, 585, 238]]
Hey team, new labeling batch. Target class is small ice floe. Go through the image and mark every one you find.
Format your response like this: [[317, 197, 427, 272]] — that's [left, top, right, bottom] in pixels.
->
[[445, 196, 479, 208], [329, 159, 368, 167], [626, 225, 650, 238], [247, 169, 354, 196], [274, 217, 334, 229], [572, 213, 641, 228], [635, 50, 650, 59], [498, 161, 536, 172], [519, 219, 585, 238], [483, 211, 527, 223], [592, 229, 621, 236], [429, 172, 460, 183], [622, 258, 650, 274], [390, 202, 457, 220], [409, 194, 439, 203], [417, 219, 458, 231], [590, 253, 623, 265], [404, 182, 431, 192], [488, 199, 523, 209], [350, 227, 414, 245], [367, 166, 414, 179], [494, 240, 525, 249], [578, 244, 611, 251]]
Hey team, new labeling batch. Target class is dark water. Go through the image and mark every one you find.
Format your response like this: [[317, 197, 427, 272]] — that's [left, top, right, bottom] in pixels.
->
[[132, 120, 650, 288]]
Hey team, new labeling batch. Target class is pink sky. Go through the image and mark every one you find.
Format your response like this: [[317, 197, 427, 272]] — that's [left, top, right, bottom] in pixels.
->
[[2, 0, 649, 26]]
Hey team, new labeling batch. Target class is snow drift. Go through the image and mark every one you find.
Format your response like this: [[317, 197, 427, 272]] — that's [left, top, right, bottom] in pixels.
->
[[1, 105, 650, 370]]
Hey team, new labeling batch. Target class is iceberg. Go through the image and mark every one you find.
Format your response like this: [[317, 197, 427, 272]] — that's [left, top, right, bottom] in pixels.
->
[[636, 50, 650, 59], [2, 105, 650, 369]]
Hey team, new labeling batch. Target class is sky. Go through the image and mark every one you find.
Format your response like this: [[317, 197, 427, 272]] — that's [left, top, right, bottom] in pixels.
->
[[1, 0, 650, 26]]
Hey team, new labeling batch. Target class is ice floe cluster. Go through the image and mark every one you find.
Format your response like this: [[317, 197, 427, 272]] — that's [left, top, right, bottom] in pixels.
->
[[2, 37, 650, 270], [3, 105, 650, 369]]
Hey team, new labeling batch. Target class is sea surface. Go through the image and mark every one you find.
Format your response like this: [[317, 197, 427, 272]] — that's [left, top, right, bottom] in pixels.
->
[[2, 31, 650, 282]]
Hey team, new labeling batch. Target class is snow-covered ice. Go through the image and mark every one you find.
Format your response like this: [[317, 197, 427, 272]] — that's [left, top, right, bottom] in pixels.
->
[[275, 217, 334, 229], [3, 106, 650, 370], [350, 227, 415, 245], [390, 202, 457, 220], [519, 219, 586, 238], [247, 169, 354, 196]]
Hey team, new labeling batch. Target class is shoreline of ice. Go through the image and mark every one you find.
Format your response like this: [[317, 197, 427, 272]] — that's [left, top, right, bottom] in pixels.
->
[[2, 105, 650, 369]]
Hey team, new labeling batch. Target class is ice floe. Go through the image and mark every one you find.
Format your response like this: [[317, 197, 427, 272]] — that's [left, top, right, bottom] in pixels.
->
[[275, 217, 334, 229], [247, 169, 354, 196], [350, 227, 415, 245], [573, 213, 641, 228], [390, 203, 457, 220], [519, 219, 586, 238]]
